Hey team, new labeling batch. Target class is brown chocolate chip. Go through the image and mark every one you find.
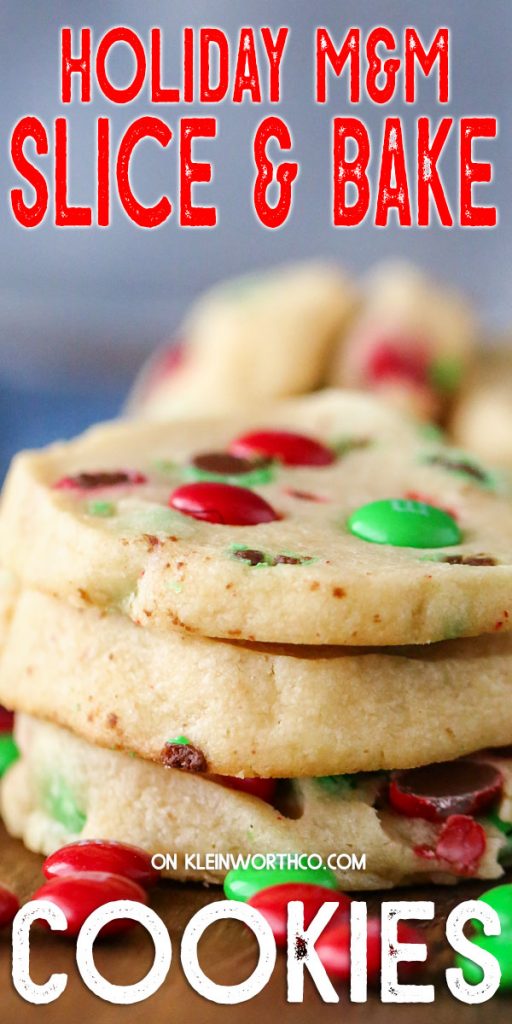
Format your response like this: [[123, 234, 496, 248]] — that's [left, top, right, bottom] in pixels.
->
[[192, 452, 267, 475], [143, 534, 160, 549], [161, 741, 207, 772], [234, 548, 312, 567], [427, 455, 488, 483], [233, 548, 268, 566], [285, 488, 326, 503], [71, 471, 138, 488], [442, 554, 497, 566]]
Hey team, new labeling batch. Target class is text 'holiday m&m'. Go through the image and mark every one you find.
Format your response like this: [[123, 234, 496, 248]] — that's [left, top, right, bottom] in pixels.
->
[[8, 25, 498, 230]]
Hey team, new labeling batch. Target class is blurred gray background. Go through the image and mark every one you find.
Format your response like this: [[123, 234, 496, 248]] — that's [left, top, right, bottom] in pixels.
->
[[0, 0, 511, 472]]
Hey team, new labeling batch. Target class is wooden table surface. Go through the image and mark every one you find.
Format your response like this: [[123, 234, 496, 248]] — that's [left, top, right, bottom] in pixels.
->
[[0, 822, 510, 1024]]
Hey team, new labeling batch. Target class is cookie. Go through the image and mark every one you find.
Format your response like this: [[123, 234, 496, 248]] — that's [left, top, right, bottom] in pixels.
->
[[130, 262, 356, 419], [3, 715, 510, 890], [1, 390, 510, 646], [451, 346, 512, 467], [328, 262, 477, 421], [4, 590, 512, 777], [0, 568, 16, 642]]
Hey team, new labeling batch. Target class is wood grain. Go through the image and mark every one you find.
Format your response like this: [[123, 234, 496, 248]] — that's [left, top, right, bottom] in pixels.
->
[[0, 822, 510, 1023]]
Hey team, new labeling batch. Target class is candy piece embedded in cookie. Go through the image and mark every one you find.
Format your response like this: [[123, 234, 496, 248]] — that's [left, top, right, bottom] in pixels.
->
[[328, 262, 477, 421], [2, 715, 511, 891], [1, 390, 511, 646]]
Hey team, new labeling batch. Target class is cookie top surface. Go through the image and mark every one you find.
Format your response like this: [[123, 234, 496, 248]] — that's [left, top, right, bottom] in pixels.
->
[[1, 389, 511, 645]]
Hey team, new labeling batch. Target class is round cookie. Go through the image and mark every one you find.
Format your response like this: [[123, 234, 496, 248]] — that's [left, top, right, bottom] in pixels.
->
[[1, 390, 511, 646], [4, 590, 512, 777], [328, 262, 477, 421], [4, 387, 512, 643], [2, 715, 510, 890], [0, 568, 16, 642], [451, 345, 512, 467], [130, 262, 357, 419]]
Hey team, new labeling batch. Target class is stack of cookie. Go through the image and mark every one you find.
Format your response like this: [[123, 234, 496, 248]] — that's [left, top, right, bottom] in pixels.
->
[[1, 389, 512, 890]]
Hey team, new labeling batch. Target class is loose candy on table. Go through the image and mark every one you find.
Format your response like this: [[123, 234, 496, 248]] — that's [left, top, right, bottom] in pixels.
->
[[224, 863, 339, 903], [169, 481, 279, 526], [248, 883, 351, 947], [347, 498, 461, 549], [0, 885, 20, 928], [0, 734, 19, 777], [229, 429, 335, 467], [473, 883, 512, 934], [31, 872, 149, 937], [455, 933, 512, 992], [315, 918, 425, 984], [43, 841, 160, 889], [388, 760, 502, 822], [455, 883, 512, 992]]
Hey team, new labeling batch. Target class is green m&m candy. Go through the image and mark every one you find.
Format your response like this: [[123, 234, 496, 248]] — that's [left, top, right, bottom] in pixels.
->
[[455, 883, 512, 990], [473, 883, 512, 934], [44, 777, 86, 834], [455, 932, 512, 990], [224, 861, 338, 902], [347, 499, 461, 549], [484, 811, 512, 865], [0, 734, 19, 777]]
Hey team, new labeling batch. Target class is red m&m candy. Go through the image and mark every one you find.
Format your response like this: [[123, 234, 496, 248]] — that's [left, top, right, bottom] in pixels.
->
[[364, 340, 429, 387], [31, 872, 149, 937], [43, 840, 159, 889], [218, 776, 277, 804], [0, 885, 20, 928], [389, 760, 502, 822], [315, 917, 424, 983], [229, 430, 335, 467], [249, 883, 351, 947], [0, 705, 14, 733], [169, 482, 279, 526], [435, 815, 487, 875]]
